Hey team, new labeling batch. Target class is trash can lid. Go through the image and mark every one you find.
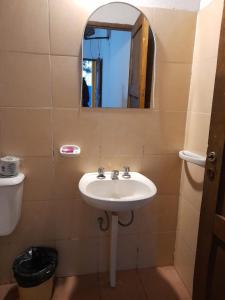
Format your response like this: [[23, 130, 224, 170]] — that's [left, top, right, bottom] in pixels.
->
[[13, 247, 58, 288]]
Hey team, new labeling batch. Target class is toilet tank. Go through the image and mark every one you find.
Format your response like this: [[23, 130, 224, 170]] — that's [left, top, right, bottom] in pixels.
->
[[0, 173, 25, 236]]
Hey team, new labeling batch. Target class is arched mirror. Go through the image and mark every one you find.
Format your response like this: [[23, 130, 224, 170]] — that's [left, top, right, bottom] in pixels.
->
[[81, 2, 155, 109]]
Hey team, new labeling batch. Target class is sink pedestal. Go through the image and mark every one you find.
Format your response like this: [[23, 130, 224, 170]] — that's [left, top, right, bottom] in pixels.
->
[[110, 213, 118, 287]]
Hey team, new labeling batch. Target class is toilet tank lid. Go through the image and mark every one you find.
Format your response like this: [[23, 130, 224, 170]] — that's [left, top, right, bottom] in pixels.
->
[[0, 173, 25, 186]]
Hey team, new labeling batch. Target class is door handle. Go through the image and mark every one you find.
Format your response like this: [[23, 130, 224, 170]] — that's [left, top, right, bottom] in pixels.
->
[[207, 151, 216, 163]]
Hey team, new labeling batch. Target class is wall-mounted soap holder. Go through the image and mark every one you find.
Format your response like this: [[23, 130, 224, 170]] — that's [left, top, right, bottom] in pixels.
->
[[60, 145, 81, 157]]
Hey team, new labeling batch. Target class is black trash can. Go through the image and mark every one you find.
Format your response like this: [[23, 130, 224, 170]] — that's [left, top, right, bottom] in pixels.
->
[[13, 247, 58, 300]]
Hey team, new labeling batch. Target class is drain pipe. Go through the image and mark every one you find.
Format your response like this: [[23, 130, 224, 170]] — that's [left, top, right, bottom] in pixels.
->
[[97, 210, 134, 231], [118, 211, 134, 227]]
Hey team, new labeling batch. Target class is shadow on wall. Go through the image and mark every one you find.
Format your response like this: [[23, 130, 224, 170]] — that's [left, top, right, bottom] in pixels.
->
[[184, 162, 204, 191]]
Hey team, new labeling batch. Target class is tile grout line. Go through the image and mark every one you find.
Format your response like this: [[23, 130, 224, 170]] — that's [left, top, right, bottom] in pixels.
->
[[47, 0, 55, 161], [97, 271, 102, 300], [46, 0, 56, 206], [0, 49, 81, 58], [136, 269, 149, 300]]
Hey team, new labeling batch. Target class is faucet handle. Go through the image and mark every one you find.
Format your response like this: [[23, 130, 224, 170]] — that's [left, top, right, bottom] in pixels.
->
[[122, 166, 131, 179], [97, 167, 105, 179]]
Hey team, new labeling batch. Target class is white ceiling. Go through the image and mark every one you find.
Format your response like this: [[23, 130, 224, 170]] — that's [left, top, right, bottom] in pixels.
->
[[79, 0, 213, 12], [126, 0, 202, 11]]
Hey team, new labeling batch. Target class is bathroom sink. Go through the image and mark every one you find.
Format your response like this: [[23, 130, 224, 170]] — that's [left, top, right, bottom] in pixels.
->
[[79, 172, 157, 212]]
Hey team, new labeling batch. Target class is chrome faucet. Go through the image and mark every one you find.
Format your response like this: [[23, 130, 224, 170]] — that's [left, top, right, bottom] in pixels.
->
[[97, 167, 106, 179], [122, 166, 131, 179], [111, 170, 119, 180]]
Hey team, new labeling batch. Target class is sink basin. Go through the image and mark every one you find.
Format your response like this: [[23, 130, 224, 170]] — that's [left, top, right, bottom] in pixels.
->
[[79, 171, 157, 287], [79, 172, 157, 212]]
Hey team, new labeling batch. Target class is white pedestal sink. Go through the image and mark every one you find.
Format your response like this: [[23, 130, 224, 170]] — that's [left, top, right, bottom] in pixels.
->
[[79, 172, 157, 287]]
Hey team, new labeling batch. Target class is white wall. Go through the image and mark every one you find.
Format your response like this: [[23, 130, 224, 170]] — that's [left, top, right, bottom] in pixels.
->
[[83, 29, 131, 107], [200, 0, 214, 9], [77, 0, 202, 12]]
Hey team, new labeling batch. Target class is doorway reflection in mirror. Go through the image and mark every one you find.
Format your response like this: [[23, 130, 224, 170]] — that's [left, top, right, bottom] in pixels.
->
[[81, 2, 155, 109]]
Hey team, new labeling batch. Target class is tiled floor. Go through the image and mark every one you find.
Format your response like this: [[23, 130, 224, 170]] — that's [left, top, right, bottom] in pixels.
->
[[0, 266, 191, 300]]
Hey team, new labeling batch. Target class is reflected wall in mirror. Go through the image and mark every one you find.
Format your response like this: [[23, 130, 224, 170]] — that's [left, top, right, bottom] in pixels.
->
[[81, 2, 155, 109]]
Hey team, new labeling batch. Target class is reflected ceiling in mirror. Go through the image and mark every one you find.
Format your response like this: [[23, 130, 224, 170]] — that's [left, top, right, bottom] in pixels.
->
[[81, 2, 155, 109]]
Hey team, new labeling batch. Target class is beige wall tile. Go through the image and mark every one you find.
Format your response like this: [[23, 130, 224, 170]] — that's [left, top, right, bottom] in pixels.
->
[[138, 232, 176, 268], [9, 200, 73, 243], [189, 58, 217, 114], [143, 111, 187, 155], [98, 237, 110, 272], [0, 244, 14, 283], [7, 201, 50, 244], [49, 0, 89, 56], [99, 111, 146, 156], [141, 154, 182, 195], [155, 62, 191, 111], [174, 231, 196, 294], [53, 155, 101, 201], [0, 53, 51, 107], [138, 195, 179, 234], [51, 56, 81, 108], [118, 234, 139, 270], [56, 239, 99, 276], [0, 0, 50, 53], [193, 0, 223, 62], [53, 157, 82, 201], [117, 210, 139, 236], [185, 112, 211, 155], [0, 109, 53, 157], [53, 109, 101, 157], [99, 156, 142, 173], [177, 197, 200, 253], [153, 9, 196, 63], [71, 197, 106, 239], [44, 200, 74, 241], [21, 157, 54, 202]]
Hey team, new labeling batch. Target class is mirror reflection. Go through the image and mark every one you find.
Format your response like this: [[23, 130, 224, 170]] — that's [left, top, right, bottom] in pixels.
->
[[82, 3, 155, 109]]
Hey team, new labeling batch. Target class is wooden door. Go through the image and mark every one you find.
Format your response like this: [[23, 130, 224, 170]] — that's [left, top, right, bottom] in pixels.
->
[[193, 6, 225, 300], [128, 15, 149, 108]]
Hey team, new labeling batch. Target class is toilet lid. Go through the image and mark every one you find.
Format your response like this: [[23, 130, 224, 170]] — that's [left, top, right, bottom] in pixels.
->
[[0, 173, 25, 186]]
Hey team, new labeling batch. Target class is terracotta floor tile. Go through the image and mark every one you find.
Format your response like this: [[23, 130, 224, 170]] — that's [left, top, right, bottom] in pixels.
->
[[99, 270, 146, 300], [138, 266, 191, 300], [52, 274, 100, 300], [0, 267, 191, 300], [0, 284, 18, 300]]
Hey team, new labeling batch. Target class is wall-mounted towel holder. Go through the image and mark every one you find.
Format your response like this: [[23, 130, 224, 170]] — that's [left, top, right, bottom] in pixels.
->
[[179, 150, 206, 167]]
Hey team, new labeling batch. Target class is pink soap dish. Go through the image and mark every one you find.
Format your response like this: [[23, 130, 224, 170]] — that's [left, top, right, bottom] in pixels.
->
[[60, 145, 81, 156]]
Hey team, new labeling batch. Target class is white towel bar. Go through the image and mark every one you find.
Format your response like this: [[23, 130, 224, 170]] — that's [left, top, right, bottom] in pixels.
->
[[179, 150, 206, 167]]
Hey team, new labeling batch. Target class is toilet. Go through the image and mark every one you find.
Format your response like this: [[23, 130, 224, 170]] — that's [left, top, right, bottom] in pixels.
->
[[0, 173, 25, 236]]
